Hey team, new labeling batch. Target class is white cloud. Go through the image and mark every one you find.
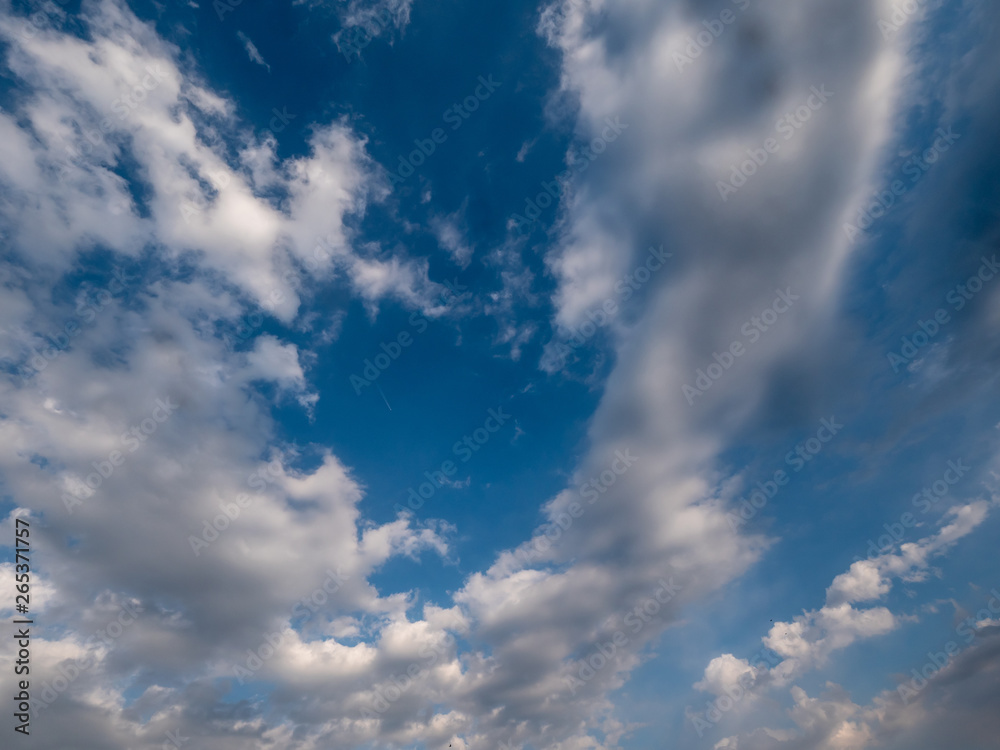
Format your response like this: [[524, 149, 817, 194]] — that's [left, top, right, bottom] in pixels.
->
[[237, 30, 271, 71], [0, 0, 443, 324], [696, 498, 995, 745], [430, 209, 474, 268]]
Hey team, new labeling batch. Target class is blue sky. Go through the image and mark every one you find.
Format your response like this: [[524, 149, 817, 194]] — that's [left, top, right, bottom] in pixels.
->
[[1, 0, 1000, 748]]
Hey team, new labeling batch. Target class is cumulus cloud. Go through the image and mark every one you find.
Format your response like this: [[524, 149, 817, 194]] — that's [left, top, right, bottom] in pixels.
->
[[710, 624, 1000, 750], [695, 498, 994, 745], [0, 0, 443, 324]]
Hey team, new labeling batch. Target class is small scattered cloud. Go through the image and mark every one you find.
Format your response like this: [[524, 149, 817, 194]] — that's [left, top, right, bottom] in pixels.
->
[[237, 30, 271, 71]]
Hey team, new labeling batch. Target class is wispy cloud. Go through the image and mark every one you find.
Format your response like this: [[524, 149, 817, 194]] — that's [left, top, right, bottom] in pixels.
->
[[237, 30, 270, 71]]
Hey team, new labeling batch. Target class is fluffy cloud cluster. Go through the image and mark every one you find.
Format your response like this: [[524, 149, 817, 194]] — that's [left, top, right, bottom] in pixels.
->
[[694, 499, 997, 747]]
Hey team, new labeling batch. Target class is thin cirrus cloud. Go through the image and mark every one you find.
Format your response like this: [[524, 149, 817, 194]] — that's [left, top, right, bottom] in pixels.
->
[[237, 30, 271, 71]]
